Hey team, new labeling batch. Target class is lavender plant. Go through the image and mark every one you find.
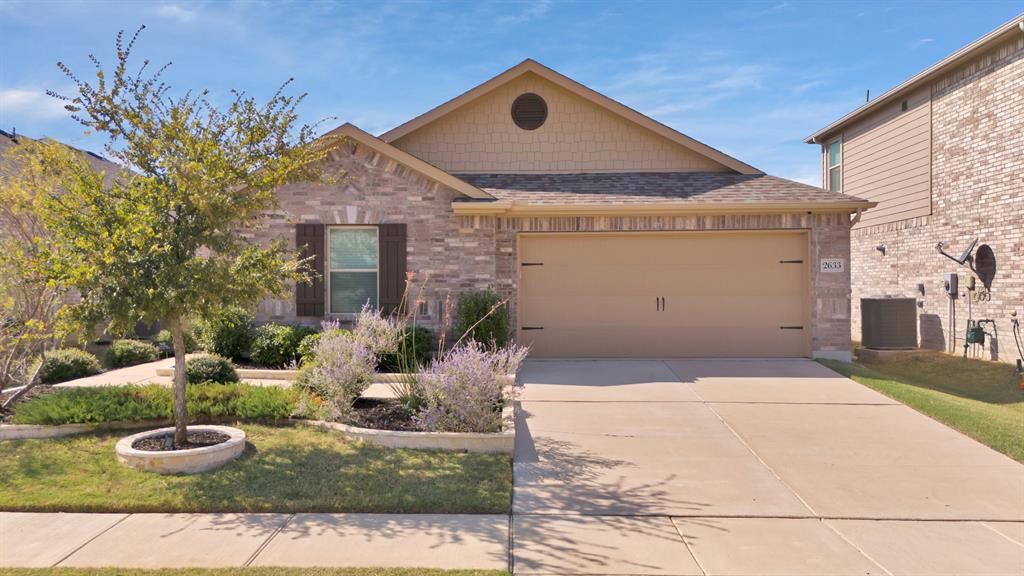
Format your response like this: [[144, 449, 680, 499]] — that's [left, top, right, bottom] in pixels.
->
[[414, 341, 528, 433], [295, 320, 377, 420]]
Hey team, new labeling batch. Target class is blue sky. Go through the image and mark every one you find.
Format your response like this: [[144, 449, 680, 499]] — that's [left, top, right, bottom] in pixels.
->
[[1, 1, 1021, 184]]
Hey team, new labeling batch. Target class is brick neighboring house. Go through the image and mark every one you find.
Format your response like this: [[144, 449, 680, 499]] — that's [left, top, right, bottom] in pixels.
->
[[806, 16, 1024, 364], [257, 60, 873, 360]]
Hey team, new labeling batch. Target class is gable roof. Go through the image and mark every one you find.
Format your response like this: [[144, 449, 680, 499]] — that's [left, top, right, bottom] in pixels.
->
[[380, 59, 762, 175], [322, 123, 493, 200], [452, 172, 874, 215], [806, 14, 1024, 143]]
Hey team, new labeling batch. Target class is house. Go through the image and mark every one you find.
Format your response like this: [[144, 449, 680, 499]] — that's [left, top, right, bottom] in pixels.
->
[[805, 16, 1024, 363], [258, 60, 873, 360]]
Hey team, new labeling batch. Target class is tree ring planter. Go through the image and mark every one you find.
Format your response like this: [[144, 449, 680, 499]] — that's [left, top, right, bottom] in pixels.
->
[[115, 425, 246, 474]]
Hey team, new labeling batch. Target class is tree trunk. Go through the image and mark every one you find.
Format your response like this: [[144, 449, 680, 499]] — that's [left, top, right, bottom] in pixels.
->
[[170, 318, 189, 446]]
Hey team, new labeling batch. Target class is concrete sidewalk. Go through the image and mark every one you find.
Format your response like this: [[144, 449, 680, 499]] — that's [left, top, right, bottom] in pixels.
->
[[0, 512, 510, 570]]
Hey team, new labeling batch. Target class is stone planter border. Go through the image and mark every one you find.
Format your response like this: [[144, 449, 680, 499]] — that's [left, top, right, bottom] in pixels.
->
[[297, 401, 514, 454], [116, 425, 247, 474], [0, 419, 175, 441], [156, 367, 517, 387]]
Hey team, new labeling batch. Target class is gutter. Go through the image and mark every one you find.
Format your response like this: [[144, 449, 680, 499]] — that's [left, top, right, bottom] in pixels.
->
[[453, 200, 877, 217]]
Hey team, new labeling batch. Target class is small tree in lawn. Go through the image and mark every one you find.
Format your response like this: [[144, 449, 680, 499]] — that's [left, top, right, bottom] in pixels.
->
[[39, 27, 333, 445], [0, 140, 77, 405]]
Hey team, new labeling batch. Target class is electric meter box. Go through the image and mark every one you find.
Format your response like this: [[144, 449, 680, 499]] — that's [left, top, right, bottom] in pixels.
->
[[945, 273, 958, 298]]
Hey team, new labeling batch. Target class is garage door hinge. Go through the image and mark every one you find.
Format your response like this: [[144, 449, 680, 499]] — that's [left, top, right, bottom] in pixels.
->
[[521, 326, 545, 331], [779, 260, 804, 264], [779, 326, 804, 330], [521, 262, 544, 267]]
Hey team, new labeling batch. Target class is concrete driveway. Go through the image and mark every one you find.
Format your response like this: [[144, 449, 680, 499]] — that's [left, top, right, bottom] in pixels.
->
[[512, 358, 1024, 575]]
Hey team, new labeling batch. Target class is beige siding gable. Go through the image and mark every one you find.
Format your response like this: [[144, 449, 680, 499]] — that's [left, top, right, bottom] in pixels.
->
[[836, 86, 932, 227], [390, 72, 732, 173]]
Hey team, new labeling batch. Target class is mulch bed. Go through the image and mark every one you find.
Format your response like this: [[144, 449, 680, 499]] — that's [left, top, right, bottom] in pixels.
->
[[131, 430, 230, 451], [345, 397, 420, 431]]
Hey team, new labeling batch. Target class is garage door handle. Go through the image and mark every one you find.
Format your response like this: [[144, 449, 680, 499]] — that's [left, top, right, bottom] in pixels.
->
[[779, 326, 804, 330], [655, 297, 665, 311]]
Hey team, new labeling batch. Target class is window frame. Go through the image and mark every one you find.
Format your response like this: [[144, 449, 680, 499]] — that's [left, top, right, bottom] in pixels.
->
[[827, 138, 843, 193], [326, 225, 380, 315]]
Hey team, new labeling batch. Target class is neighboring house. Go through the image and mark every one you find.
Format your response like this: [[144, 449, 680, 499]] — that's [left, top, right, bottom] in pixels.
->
[[259, 60, 873, 360], [806, 16, 1024, 363]]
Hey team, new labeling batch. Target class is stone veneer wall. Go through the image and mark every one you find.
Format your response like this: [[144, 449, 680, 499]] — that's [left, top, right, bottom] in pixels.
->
[[250, 142, 498, 329], [849, 34, 1024, 362], [459, 212, 855, 358]]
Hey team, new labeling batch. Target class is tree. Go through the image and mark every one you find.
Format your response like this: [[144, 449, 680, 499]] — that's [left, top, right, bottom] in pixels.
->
[[0, 140, 75, 405], [38, 27, 333, 444]]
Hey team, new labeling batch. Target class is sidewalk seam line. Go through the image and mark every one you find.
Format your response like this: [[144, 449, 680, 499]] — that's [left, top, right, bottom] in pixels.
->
[[669, 517, 707, 576], [662, 360, 820, 519], [980, 521, 1024, 550], [244, 513, 294, 567], [52, 513, 132, 567], [821, 518, 895, 576]]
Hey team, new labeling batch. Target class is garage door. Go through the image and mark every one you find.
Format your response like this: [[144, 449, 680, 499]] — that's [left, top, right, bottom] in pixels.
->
[[518, 231, 809, 357]]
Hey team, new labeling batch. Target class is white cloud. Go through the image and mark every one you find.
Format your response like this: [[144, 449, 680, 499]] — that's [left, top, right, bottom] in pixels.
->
[[157, 3, 197, 24], [0, 88, 69, 122], [911, 37, 935, 48], [497, 0, 551, 25]]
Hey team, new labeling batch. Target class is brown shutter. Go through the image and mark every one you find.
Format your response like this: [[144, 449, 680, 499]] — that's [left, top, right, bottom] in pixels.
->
[[295, 223, 325, 317], [378, 223, 407, 315]]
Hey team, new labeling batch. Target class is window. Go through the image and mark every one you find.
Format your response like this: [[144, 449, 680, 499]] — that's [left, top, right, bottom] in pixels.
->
[[328, 227, 378, 314], [827, 139, 842, 193]]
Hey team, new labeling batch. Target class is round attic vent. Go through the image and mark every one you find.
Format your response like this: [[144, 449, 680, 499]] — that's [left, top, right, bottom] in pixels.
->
[[511, 93, 547, 130]]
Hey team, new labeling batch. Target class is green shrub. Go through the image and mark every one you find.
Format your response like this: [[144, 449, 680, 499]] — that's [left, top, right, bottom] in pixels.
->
[[193, 306, 254, 360], [9, 383, 298, 425], [377, 326, 435, 372], [185, 353, 239, 384], [250, 323, 317, 368], [455, 289, 510, 349], [104, 339, 160, 368], [36, 349, 102, 384], [296, 328, 349, 366], [154, 328, 198, 353]]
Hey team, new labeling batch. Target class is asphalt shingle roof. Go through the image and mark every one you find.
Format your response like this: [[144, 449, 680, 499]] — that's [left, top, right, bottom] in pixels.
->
[[456, 172, 869, 206]]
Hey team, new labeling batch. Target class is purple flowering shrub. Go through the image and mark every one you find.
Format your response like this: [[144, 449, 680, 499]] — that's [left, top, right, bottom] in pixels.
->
[[295, 311, 400, 420], [413, 341, 529, 433]]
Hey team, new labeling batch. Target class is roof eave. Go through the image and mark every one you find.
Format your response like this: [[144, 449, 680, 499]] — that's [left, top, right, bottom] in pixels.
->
[[806, 14, 1024, 143], [452, 199, 877, 217], [322, 123, 493, 200]]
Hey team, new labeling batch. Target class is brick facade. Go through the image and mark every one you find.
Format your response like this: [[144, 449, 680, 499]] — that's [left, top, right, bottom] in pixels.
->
[[849, 35, 1024, 362], [256, 139, 857, 358], [250, 142, 498, 330]]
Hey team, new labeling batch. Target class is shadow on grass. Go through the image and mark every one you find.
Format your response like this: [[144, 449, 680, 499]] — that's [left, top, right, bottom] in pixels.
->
[[821, 353, 1023, 405], [0, 424, 511, 515]]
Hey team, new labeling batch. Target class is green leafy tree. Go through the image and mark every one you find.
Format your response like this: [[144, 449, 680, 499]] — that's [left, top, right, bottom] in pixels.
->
[[0, 140, 73, 404], [38, 27, 334, 444]]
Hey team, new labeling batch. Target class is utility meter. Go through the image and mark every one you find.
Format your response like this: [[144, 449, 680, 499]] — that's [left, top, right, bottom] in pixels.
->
[[945, 273, 959, 298]]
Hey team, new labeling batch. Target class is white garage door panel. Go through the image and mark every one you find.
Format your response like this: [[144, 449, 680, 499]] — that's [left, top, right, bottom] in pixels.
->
[[518, 232, 809, 357]]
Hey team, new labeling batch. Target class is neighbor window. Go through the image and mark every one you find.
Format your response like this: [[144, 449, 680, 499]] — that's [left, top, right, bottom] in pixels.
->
[[827, 139, 842, 193], [328, 227, 378, 314]]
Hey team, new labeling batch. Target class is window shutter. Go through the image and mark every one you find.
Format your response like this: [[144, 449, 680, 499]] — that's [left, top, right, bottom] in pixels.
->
[[378, 223, 407, 315], [295, 223, 325, 317]]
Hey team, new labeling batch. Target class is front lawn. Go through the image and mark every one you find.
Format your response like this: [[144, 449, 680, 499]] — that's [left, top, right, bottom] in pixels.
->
[[0, 565, 507, 569], [0, 423, 511, 513], [820, 351, 1024, 462]]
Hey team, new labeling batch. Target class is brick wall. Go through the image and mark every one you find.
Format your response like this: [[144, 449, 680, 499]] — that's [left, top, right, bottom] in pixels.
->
[[250, 142, 498, 330], [850, 35, 1024, 363], [260, 141, 855, 358]]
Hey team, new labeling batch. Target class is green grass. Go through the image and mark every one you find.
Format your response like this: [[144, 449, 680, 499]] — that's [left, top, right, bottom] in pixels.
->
[[0, 565, 507, 569], [0, 423, 511, 514], [820, 351, 1024, 462]]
